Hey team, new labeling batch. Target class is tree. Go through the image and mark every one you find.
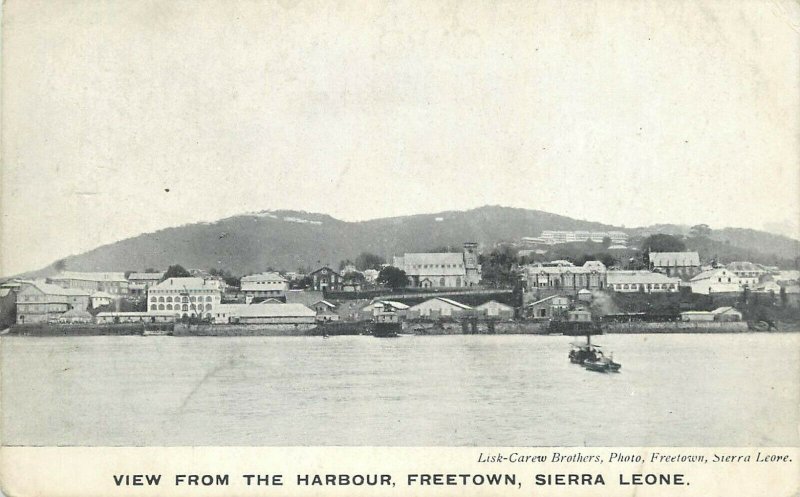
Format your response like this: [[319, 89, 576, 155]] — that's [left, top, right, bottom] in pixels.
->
[[601, 236, 612, 249], [377, 266, 408, 290], [641, 234, 686, 262], [343, 271, 365, 283], [355, 252, 385, 271], [479, 245, 518, 288], [338, 259, 354, 271], [689, 224, 712, 239], [163, 265, 191, 280], [53, 259, 67, 272]]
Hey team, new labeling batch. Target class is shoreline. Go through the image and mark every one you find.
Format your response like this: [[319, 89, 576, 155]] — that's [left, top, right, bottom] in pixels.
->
[[3, 321, 799, 337]]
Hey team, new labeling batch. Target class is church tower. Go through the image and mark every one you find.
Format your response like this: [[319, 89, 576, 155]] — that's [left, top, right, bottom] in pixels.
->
[[463, 242, 481, 286]]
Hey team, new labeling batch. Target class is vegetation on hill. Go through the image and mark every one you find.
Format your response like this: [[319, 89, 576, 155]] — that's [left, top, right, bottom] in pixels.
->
[[11, 206, 799, 279]]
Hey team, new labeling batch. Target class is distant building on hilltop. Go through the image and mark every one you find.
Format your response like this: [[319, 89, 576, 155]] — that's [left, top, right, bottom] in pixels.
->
[[392, 242, 481, 288], [648, 252, 701, 280], [529, 230, 628, 246]]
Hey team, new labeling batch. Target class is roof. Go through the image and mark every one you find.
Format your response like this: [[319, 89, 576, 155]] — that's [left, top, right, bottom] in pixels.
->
[[607, 271, 681, 285], [726, 262, 764, 273], [394, 253, 466, 276], [309, 267, 338, 276], [363, 300, 411, 312], [690, 268, 734, 282], [241, 272, 287, 282], [680, 311, 714, 315], [151, 277, 220, 291], [410, 297, 472, 311], [21, 281, 92, 297], [475, 300, 514, 310], [649, 252, 700, 267], [97, 311, 171, 317], [526, 294, 569, 307], [91, 291, 115, 299], [312, 300, 337, 309], [712, 306, 741, 315], [128, 272, 165, 281], [216, 303, 316, 318], [50, 271, 127, 282]]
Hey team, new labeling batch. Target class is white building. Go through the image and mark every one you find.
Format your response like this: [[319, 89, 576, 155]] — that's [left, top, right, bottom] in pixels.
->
[[148, 277, 222, 319], [90, 291, 115, 308], [474, 300, 514, 319], [725, 262, 766, 288], [393, 243, 481, 288], [240, 272, 288, 302], [687, 268, 741, 295], [607, 271, 681, 293]]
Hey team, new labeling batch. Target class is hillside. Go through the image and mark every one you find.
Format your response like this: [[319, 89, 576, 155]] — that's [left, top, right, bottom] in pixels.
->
[[13, 206, 800, 278]]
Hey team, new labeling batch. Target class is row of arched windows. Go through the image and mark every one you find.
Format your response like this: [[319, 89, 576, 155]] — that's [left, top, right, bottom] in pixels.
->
[[150, 295, 214, 303], [150, 303, 213, 311]]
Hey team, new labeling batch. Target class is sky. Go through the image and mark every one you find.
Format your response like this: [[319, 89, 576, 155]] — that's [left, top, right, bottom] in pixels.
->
[[2, 0, 799, 276]]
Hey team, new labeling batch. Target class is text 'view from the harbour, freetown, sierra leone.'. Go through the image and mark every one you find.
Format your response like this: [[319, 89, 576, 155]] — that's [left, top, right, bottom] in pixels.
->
[[2, 206, 798, 348]]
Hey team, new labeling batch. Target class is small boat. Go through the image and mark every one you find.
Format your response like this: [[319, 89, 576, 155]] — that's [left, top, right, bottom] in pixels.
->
[[569, 334, 622, 372], [583, 355, 622, 373]]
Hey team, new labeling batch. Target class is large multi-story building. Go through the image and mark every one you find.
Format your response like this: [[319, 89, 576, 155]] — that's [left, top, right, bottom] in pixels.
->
[[606, 271, 681, 293], [240, 272, 288, 302], [49, 271, 130, 295], [392, 242, 481, 288], [687, 268, 742, 295], [524, 261, 607, 293], [15, 281, 91, 324], [147, 277, 222, 319]]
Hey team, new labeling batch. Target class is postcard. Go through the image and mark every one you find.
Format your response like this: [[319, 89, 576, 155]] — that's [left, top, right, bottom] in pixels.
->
[[1, 1, 798, 496]]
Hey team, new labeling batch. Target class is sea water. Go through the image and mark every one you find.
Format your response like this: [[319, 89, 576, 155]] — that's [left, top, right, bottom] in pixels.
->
[[1, 333, 797, 446]]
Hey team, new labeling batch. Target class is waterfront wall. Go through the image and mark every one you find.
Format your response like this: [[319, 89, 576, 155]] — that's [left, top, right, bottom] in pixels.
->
[[8, 323, 148, 336], [605, 321, 749, 334], [174, 323, 317, 336]]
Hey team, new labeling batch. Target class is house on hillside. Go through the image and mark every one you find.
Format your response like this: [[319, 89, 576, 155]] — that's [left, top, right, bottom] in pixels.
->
[[648, 252, 701, 280], [50, 271, 130, 295], [687, 268, 741, 295], [127, 272, 165, 295], [392, 242, 481, 288], [726, 262, 766, 288], [310, 267, 342, 292], [407, 297, 471, 319]]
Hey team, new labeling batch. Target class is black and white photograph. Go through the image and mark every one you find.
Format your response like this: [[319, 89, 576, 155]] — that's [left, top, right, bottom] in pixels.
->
[[1, 1, 798, 495]]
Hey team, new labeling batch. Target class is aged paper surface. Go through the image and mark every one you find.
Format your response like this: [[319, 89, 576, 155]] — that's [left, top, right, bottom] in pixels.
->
[[1, 0, 799, 496]]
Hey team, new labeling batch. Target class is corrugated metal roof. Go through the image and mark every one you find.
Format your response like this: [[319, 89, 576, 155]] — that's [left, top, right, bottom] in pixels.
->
[[216, 303, 315, 318], [51, 271, 127, 282]]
